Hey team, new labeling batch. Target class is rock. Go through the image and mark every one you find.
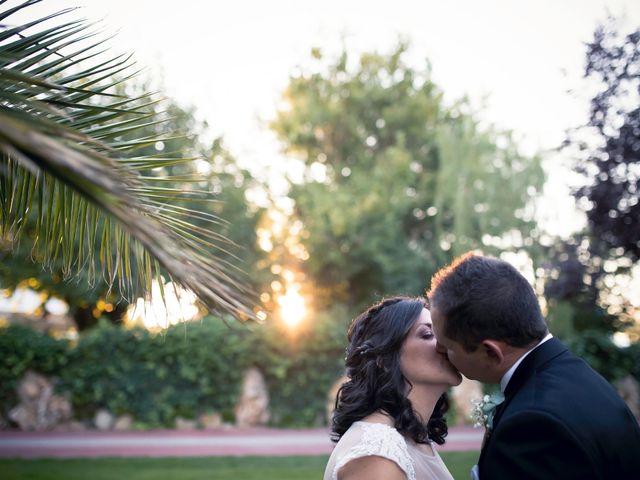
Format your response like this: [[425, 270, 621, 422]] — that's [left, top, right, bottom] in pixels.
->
[[234, 367, 270, 427], [113, 415, 133, 431], [326, 375, 348, 426], [450, 377, 484, 425], [615, 375, 640, 420], [175, 417, 197, 430], [94, 409, 115, 431], [8, 370, 72, 431], [199, 412, 223, 430]]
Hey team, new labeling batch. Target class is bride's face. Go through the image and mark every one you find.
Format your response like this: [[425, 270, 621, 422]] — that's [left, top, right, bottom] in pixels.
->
[[399, 308, 462, 388]]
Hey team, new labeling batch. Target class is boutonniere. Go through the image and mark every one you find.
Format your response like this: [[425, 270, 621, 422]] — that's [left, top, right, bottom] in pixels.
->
[[471, 392, 505, 431]]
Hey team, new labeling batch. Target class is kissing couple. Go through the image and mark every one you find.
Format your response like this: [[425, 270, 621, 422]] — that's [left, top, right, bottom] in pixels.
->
[[324, 253, 640, 480]]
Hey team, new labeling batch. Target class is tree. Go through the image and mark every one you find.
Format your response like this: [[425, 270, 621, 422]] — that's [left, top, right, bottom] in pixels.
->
[[548, 18, 640, 340], [0, 1, 256, 321], [570, 18, 640, 262], [271, 44, 545, 310], [0, 84, 267, 329]]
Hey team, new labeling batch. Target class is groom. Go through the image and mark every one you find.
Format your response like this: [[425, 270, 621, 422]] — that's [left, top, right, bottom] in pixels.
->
[[427, 253, 640, 480]]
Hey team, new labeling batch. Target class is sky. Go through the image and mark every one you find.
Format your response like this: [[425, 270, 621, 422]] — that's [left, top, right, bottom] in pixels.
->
[[17, 0, 640, 238]]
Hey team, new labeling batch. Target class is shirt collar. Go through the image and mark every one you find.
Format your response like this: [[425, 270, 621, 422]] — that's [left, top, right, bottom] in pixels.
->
[[500, 332, 553, 393]]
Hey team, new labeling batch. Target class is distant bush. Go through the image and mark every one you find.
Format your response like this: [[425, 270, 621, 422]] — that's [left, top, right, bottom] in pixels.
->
[[254, 304, 349, 426], [0, 309, 350, 428], [565, 330, 640, 382], [2, 316, 638, 428], [0, 325, 68, 417]]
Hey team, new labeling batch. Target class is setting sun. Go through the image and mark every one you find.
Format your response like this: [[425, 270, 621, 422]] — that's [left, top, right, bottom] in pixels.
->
[[277, 284, 306, 329]]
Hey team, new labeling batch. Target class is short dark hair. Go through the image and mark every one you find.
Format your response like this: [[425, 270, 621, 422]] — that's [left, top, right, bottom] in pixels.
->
[[427, 253, 548, 352], [331, 296, 449, 445]]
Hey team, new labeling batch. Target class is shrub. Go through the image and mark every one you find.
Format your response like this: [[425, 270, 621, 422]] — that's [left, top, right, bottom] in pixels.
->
[[0, 325, 68, 417]]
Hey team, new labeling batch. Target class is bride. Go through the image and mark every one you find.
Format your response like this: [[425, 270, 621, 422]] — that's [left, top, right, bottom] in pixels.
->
[[324, 296, 462, 480]]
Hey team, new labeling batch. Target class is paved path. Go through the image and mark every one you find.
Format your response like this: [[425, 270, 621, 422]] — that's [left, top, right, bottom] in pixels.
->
[[0, 427, 482, 458]]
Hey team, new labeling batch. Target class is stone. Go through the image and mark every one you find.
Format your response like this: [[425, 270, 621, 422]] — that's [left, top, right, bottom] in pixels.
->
[[113, 415, 133, 431], [234, 367, 270, 427], [94, 409, 115, 431], [326, 375, 348, 426], [615, 375, 640, 420], [175, 417, 197, 430], [199, 412, 223, 430], [8, 370, 72, 431], [450, 377, 484, 425]]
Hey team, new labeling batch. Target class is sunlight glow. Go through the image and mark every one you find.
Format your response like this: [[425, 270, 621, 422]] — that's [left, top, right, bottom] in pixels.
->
[[277, 284, 306, 329], [126, 281, 200, 330]]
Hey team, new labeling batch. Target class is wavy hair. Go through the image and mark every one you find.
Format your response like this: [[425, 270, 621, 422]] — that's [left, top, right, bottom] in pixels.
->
[[331, 296, 449, 445]]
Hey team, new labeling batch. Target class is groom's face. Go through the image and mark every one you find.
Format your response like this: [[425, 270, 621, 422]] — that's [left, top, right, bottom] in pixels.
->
[[431, 306, 494, 382]]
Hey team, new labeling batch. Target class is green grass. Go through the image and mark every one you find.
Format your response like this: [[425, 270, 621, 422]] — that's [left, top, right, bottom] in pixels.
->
[[1, 452, 479, 480]]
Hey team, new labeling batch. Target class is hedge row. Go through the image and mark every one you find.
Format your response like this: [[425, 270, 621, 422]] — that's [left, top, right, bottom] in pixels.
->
[[0, 307, 349, 428], [1, 314, 637, 429]]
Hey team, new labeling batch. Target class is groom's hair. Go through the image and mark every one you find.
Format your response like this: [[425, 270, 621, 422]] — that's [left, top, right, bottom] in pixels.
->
[[427, 252, 548, 352]]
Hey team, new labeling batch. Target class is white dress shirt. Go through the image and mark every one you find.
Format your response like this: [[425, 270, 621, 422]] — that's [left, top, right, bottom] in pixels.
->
[[500, 332, 553, 393]]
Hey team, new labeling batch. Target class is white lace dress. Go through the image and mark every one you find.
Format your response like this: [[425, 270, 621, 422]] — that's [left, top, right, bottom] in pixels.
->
[[323, 421, 454, 480]]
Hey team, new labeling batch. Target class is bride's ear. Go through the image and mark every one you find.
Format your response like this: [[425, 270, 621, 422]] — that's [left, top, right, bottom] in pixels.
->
[[481, 340, 505, 366]]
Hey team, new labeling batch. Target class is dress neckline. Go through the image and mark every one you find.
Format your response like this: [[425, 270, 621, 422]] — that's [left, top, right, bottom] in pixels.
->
[[353, 421, 437, 458]]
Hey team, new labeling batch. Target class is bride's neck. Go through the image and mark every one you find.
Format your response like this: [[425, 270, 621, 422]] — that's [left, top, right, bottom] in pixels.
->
[[407, 384, 446, 424]]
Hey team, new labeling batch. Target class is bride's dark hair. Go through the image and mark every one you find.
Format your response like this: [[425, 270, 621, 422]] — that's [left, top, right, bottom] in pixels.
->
[[331, 296, 449, 445]]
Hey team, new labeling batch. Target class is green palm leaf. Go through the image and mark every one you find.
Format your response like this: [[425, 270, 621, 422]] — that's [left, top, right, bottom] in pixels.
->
[[0, 0, 257, 321]]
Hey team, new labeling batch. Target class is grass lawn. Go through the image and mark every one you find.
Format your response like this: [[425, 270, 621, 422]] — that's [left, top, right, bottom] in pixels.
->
[[0, 452, 479, 479]]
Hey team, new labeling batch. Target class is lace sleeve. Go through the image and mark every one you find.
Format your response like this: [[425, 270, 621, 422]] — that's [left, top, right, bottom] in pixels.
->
[[332, 423, 415, 480]]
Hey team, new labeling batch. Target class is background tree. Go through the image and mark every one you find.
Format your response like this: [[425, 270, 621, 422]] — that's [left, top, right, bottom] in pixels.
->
[[548, 18, 640, 341], [271, 44, 545, 310]]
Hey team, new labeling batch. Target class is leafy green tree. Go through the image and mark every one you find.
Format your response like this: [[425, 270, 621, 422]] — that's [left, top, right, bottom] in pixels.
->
[[271, 44, 544, 309], [0, 1, 257, 321]]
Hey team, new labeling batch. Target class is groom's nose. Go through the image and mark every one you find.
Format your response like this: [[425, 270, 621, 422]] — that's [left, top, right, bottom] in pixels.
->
[[436, 341, 447, 354]]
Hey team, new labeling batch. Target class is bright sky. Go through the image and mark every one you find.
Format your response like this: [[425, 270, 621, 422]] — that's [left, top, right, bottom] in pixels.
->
[[21, 0, 640, 237]]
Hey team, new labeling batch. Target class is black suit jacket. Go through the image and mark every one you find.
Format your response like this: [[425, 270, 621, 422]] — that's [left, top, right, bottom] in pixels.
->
[[478, 337, 640, 479]]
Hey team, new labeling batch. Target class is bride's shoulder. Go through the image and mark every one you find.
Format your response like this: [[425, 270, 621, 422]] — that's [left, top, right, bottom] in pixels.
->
[[360, 411, 395, 427], [344, 412, 405, 446], [330, 416, 414, 480]]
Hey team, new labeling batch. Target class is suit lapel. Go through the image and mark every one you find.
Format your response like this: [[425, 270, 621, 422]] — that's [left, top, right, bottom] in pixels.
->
[[479, 337, 568, 459]]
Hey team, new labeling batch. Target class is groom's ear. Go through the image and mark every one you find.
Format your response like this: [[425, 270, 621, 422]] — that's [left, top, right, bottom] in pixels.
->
[[481, 340, 506, 366]]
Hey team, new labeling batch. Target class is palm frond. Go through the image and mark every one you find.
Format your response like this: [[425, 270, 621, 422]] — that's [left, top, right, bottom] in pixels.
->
[[0, 0, 257, 321]]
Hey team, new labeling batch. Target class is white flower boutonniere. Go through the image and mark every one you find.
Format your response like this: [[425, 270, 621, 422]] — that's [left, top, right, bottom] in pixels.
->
[[470, 392, 505, 431]]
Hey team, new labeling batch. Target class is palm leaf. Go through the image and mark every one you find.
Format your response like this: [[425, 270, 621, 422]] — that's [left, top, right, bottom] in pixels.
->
[[0, 0, 257, 321]]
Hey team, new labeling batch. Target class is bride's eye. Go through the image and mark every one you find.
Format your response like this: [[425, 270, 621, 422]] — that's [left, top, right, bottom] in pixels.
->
[[421, 331, 434, 340]]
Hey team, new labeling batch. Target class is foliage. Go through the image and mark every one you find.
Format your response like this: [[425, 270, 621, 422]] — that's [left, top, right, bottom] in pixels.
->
[[548, 18, 640, 339], [565, 330, 640, 383], [254, 304, 350, 426], [58, 319, 251, 426], [0, 0, 255, 321], [543, 238, 619, 336], [569, 18, 640, 262], [271, 44, 545, 309], [0, 310, 349, 427], [0, 324, 68, 416], [0, 86, 266, 330]]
